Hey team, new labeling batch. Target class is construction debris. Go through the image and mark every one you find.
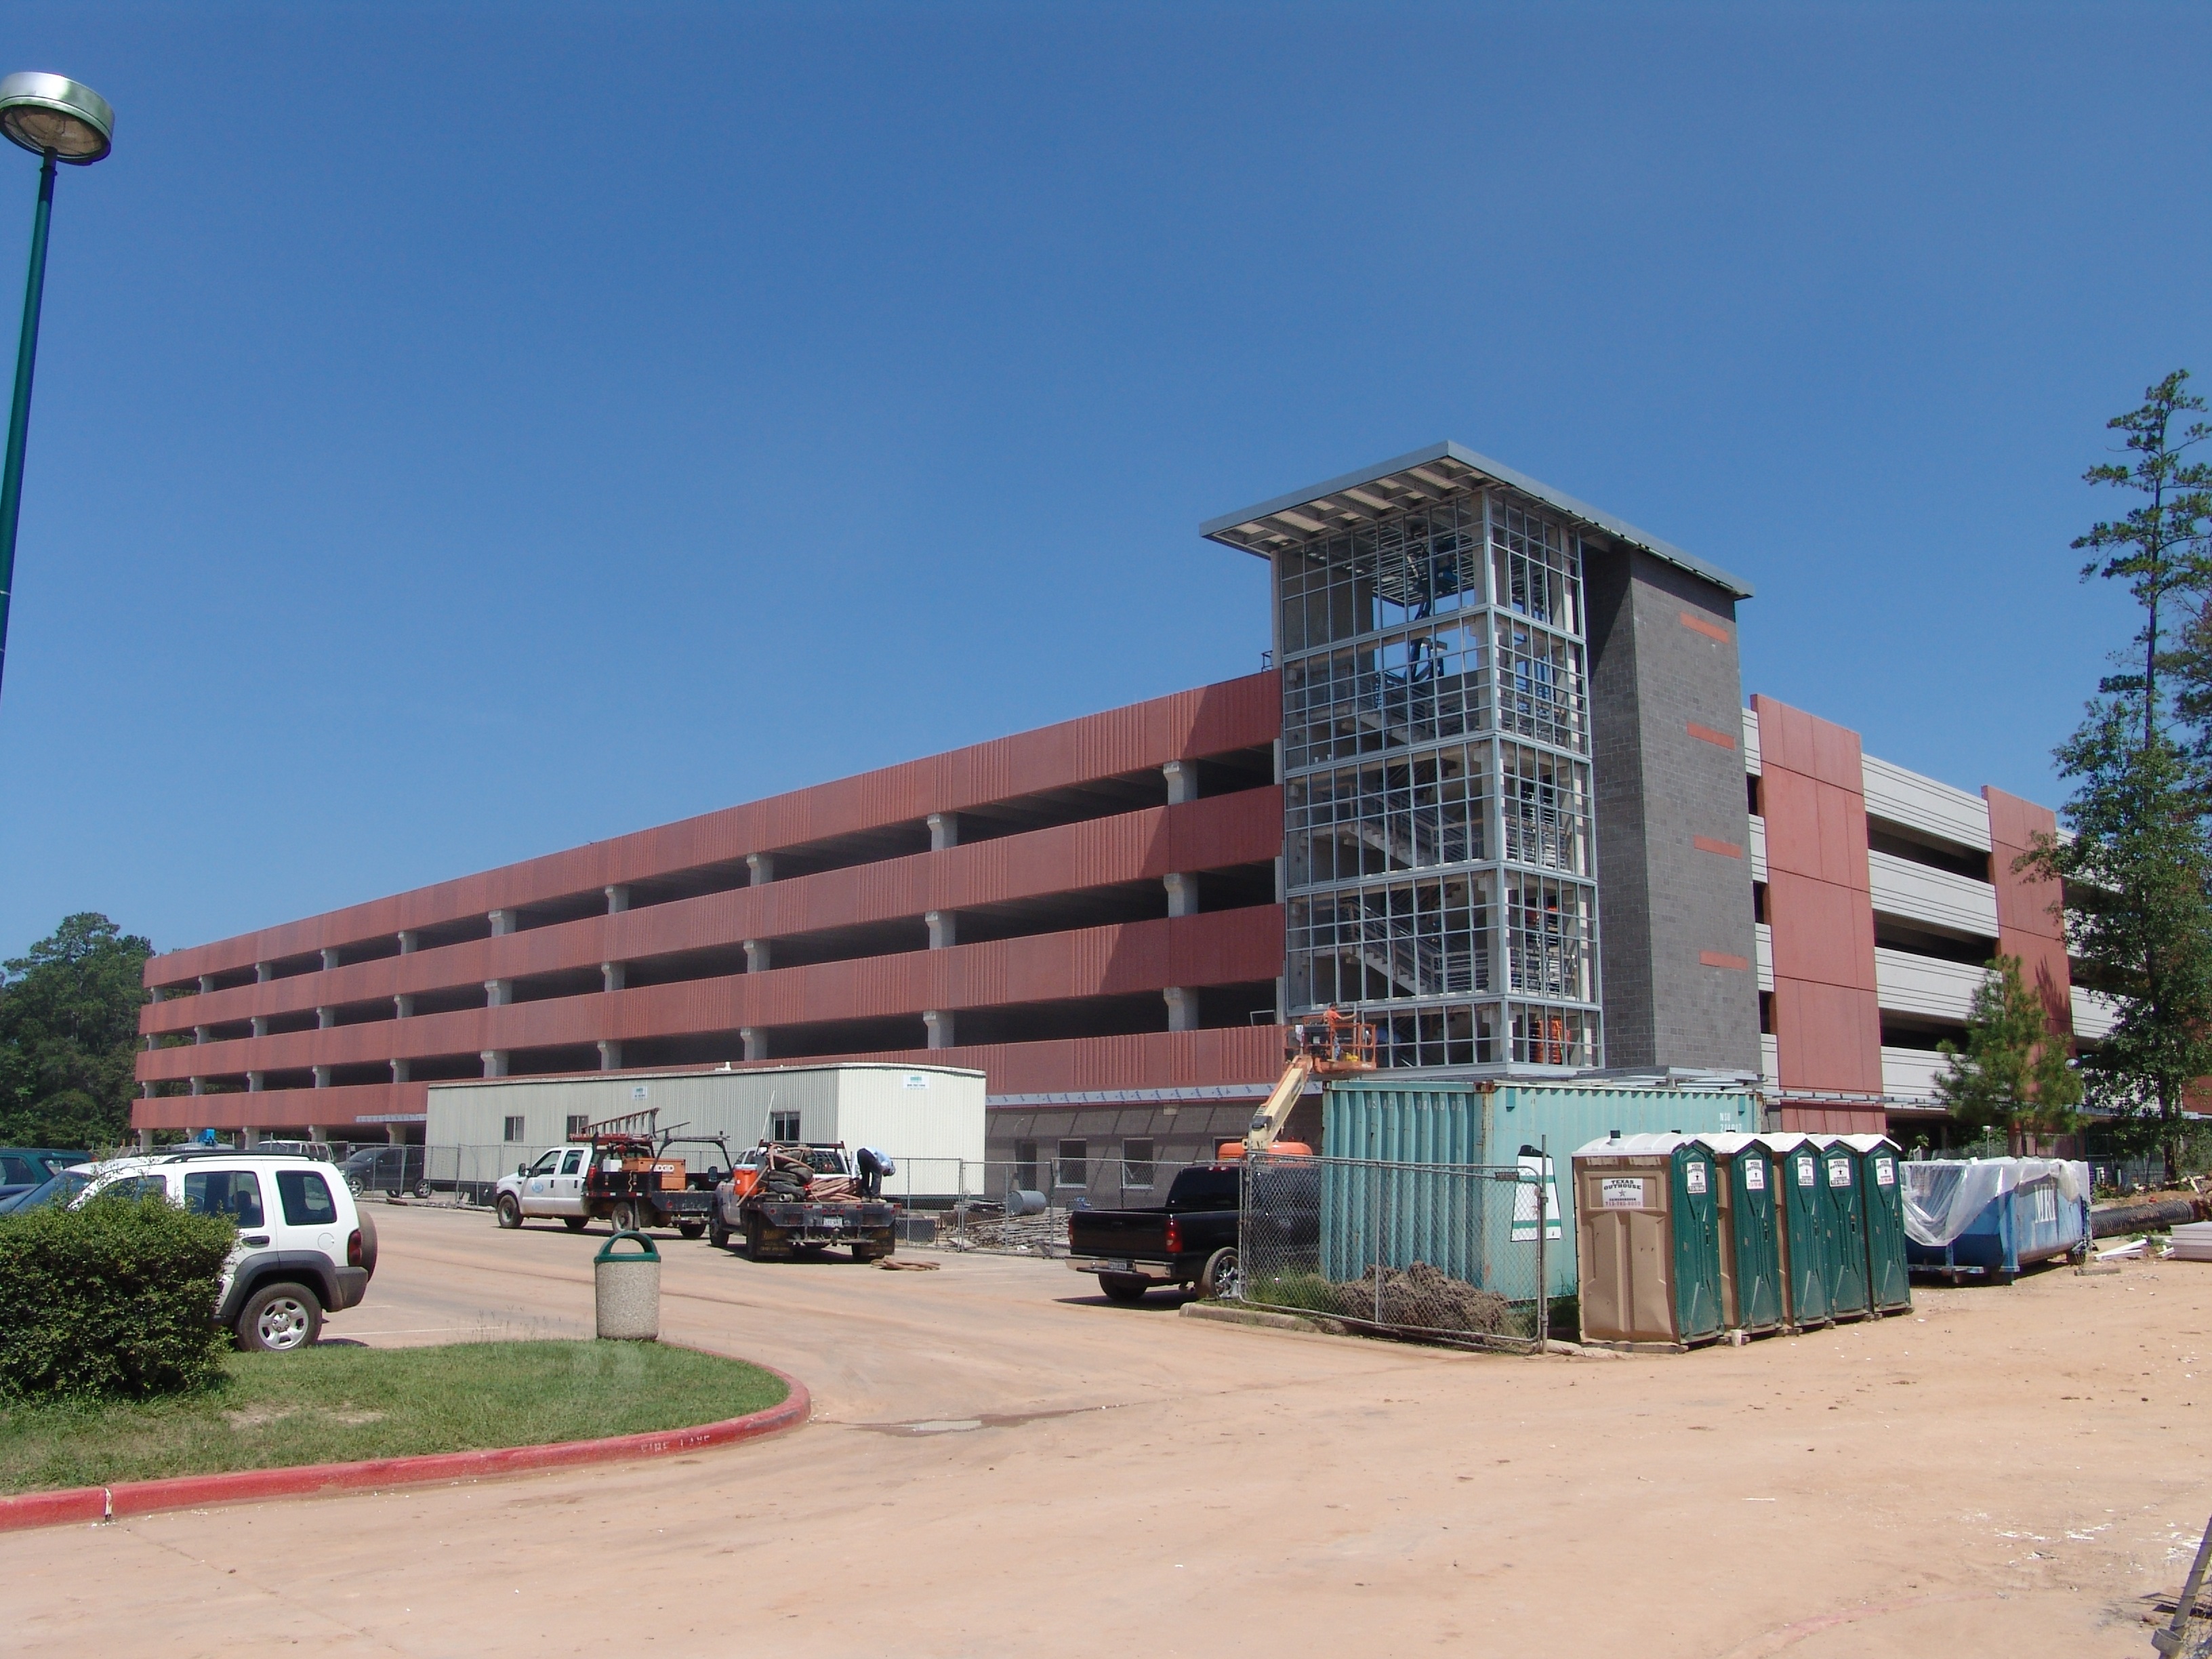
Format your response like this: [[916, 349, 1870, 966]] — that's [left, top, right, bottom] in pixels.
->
[[2171, 1223, 2212, 1263]]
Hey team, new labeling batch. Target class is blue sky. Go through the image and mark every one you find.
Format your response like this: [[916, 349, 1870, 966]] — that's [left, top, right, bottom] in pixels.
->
[[0, 1, 2205, 958]]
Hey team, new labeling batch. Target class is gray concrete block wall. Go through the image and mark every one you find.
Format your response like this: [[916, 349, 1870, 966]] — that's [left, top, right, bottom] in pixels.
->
[[1585, 546, 1761, 1071]]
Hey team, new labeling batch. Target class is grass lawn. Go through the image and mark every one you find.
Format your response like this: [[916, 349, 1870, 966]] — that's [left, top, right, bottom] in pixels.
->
[[0, 1340, 786, 1493]]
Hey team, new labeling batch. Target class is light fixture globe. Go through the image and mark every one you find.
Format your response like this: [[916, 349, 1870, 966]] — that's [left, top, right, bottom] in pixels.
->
[[0, 73, 112, 165]]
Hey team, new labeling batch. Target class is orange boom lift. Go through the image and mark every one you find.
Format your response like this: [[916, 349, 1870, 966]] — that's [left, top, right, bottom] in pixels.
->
[[1219, 1006, 1377, 1160]]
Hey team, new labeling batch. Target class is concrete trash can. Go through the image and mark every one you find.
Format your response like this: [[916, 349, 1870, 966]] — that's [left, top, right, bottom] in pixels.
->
[[595, 1231, 661, 1340]]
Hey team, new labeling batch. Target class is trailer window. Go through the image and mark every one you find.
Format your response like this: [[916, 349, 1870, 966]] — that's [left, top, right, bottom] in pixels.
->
[[769, 1110, 800, 1142], [567, 1115, 591, 1137], [1056, 1140, 1087, 1190], [503, 1116, 527, 1143]]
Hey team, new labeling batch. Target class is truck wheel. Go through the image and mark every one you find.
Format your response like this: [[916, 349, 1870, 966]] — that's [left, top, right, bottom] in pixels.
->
[[563, 1216, 588, 1233], [495, 1194, 522, 1229], [1099, 1273, 1150, 1304], [611, 1201, 641, 1233], [238, 1282, 323, 1352], [743, 1219, 765, 1262], [1199, 1247, 1242, 1301], [708, 1215, 729, 1250], [678, 1221, 705, 1240]]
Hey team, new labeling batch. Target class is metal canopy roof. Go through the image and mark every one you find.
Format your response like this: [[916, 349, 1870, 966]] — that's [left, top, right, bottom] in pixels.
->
[[1200, 440, 1754, 600]]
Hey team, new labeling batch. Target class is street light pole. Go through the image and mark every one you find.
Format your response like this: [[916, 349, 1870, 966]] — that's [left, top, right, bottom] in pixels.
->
[[0, 71, 112, 711], [0, 148, 58, 703]]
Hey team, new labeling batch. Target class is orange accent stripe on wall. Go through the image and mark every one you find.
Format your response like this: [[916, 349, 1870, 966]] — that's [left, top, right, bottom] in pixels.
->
[[1698, 951, 1750, 970], [1693, 835, 1743, 859], [1680, 611, 1732, 644], [1687, 722, 1737, 750]]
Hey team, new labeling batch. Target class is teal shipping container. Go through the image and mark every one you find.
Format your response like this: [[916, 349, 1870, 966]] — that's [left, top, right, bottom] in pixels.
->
[[1320, 1080, 1758, 1297], [1816, 1139, 1872, 1319]]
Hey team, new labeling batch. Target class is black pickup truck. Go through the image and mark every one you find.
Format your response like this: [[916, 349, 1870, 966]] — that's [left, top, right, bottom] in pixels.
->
[[1067, 1164, 1248, 1303]]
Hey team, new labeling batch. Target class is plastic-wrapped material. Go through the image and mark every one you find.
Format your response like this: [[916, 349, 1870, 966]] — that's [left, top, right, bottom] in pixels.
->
[[1900, 1158, 2087, 1247]]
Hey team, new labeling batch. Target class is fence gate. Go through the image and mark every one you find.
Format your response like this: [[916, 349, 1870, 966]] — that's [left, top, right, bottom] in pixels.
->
[[1236, 1151, 1550, 1353]]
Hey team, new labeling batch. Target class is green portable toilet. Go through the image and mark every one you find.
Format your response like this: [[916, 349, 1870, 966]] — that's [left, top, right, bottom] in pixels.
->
[[1816, 1139, 1872, 1319], [1570, 1133, 1725, 1349], [1699, 1134, 1782, 1336], [1764, 1134, 1833, 1330], [1837, 1134, 1912, 1315]]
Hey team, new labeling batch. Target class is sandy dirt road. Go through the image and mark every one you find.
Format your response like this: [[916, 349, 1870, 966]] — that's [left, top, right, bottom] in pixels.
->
[[6, 1202, 2207, 1657]]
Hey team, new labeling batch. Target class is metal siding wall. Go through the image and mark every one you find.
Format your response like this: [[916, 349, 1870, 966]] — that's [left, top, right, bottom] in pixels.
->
[[147, 674, 1282, 985], [831, 1067, 989, 1168]]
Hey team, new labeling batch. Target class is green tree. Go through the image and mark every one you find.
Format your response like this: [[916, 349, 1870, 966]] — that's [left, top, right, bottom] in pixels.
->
[[0, 914, 153, 1151], [1933, 955, 2083, 1155], [2024, 371, 2212, 1184]]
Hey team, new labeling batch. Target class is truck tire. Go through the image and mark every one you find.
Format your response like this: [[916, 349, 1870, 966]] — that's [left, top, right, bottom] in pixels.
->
[[237, 1282, 323, 1352], [708, 1213, 729, 1250], [1099, 1273, 1150, 1304], [1199, 1246, 1242, 1301], [611, 1200, 642, 1233], [678, 1221, 706, 1240], [563, 1216, 589, 1233], [743, 1218, 766, 1261], [495, 1194, 522, 1229]]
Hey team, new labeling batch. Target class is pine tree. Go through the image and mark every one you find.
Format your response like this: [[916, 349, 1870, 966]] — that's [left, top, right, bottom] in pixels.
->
[[1933, 955, 2083, 1155]]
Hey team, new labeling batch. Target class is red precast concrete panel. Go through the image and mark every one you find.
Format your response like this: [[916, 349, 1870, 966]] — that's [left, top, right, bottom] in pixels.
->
[[144, 674, 1281, 987], [134, 1026, 1292, 1131], [136, 909, 1288, 1083], [1752, 694, 1882, 1099], [1984, 786, 2072, 1036], [139, 791, 1284, 1039]]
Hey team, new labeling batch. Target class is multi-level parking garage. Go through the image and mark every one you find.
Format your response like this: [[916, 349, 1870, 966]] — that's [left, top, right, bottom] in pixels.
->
[[134, 441, 2096, 1155]]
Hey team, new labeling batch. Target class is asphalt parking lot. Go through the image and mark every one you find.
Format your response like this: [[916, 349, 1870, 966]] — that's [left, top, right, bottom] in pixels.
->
[[5, 1200, 2205, 1656]]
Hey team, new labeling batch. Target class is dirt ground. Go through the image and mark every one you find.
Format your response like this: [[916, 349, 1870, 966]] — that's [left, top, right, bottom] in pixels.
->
[[5, 1203, 2207, 1657]]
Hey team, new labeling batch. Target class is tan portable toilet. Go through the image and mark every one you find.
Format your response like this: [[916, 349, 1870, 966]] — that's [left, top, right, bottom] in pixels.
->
[[1572, 1132, 1725, 1350]]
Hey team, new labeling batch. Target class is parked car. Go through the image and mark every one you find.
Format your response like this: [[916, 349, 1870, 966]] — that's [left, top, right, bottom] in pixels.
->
[[0, 1168, 91, 1214], [0, 1147, 86, 1206], [75, 1152, 376, 1351], [339, 1143, 427, 1198]]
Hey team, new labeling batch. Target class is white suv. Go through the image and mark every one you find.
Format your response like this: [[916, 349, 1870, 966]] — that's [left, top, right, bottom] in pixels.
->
[[77, 1151, 377, 1351]]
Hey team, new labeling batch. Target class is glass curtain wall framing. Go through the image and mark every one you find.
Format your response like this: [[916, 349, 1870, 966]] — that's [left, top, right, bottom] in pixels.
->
[[1279, 492, 1601, 1070]]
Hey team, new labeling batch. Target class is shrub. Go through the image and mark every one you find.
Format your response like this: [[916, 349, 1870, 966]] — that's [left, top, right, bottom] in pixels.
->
[[0, 1195, 235, 1402]]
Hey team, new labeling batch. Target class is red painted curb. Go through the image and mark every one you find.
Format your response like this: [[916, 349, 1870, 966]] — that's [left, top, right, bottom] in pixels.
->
[[0, 1364, 807, 1533]]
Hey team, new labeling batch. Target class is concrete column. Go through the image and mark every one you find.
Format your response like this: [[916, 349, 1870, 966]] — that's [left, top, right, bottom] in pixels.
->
[[746, 853, 775, 886], [316, 1006, 335, 1029], [321, 947, 341, 971], [189, 1076, 204, 1097], [1164, 986, 1198, 1033], [384, 1125, 403, 1144], [489, 909, 517, 937], [307, 1124, 325, 1143], [396, 930, 418, 955], [149, 986, 164, 1004], [241, 1126, 260, 1148], [255, 962, 272, 982], [312, 1065, 332, 1088], [481, 1050, 509, 1079], [601, 962, 625, 992], [193, 1025, 209, 1045], [743, 939, 771, 973], [485, 979, 511, 1008], [741, 1027, 766, 1063], [598, 1039, 623, 1071], [926, 910, 956, 949], [928, 811, 959, 852], [1164, 872, 1198, 918], [1163, 759, 1197, 806], [199, 973, 216, 994], [924, 1009, 955, 1050], [390, 1058, 410, 1084], [247, 1071, 264, 1092], [392, 994, 413, 1019], [251, 1015, 269, 1038], [137, 1128, 152, 1151], [605, 885, 630, 914], [143, 1033, 155, 1051]]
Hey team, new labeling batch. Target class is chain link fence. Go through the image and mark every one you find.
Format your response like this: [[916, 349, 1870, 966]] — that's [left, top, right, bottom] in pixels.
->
[[1235, 1151, 1552, 1353]]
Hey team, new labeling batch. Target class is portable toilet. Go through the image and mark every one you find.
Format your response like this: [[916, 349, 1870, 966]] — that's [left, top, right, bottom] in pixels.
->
[[1763, 1134, 1832, 1330], [1836, 1134, 1912, 1315], [1816, 1139, 1872, 1320], [1570, 1133, 1725, 1349], [1698, 1134, 1783, 1336]]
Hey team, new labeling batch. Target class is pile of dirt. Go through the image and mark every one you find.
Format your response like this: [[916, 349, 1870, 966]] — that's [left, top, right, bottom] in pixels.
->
[[1333, 1261, 1511, 1334]]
